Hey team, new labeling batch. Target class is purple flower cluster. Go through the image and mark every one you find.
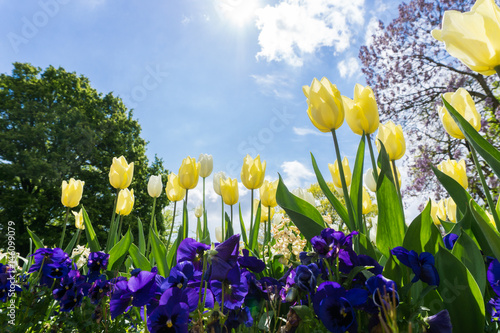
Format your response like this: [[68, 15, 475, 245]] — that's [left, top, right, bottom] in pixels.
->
[[17, 228, 447, 332]]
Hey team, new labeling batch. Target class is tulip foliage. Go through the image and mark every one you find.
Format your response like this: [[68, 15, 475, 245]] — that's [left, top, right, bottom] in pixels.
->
[[5, 1, 500, 332]]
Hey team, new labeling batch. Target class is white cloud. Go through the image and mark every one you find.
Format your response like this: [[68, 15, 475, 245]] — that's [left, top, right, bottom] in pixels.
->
[[293, 127, 328, 136], [337, 56, 361, 79], [255, 0, 365, 67], [250, 73, 294, 99], [364, 16, 380, 46], [281, 160, 315, 190], [181, 15, 191, 25]]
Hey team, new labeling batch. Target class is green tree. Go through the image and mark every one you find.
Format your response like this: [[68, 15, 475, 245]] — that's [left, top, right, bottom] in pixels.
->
[[0, 63, 170, 254]]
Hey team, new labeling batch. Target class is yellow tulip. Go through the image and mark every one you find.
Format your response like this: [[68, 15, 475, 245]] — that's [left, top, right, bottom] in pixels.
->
[[362, 187, 372, 215], [432, 0, 500, 76], [116, 189, 134, 216], [438, 88, 481, 139], [109, 156, 134, 189], [437, 158, 468, 189], [220, 177, 239, 206], [303, 77, 344, 132], [72, 209, 85, 230], [241, 155, 266, 190], [199, 153, 213, 178], [178, 156, 200, 190], [291, 188, 316, 206], [61, 178, 84, 208], [445, 197, 457, 223], [376, 121, 406, 161], [328, 157, 351, 189], [215, 226, 223, 243], [343, 84, 380, 135], [253, 199, 275, 222], [165, 173, 186, 202], [260, 180, 279, 208], [437, 199, 448, 223]]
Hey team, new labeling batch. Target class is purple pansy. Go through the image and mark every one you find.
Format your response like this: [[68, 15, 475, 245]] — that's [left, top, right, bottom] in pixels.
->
[[391, 247, 440, 286]]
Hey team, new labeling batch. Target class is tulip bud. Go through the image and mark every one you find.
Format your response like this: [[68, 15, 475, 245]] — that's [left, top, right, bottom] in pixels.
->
[[376, 121, 406, 161], [364, 168, 377, 192], [343, 84, 380, 135], [213, 171, 227, 196], [72, 209, 85, 230], [445, 197, 457, 223], [437, 199, 447, 223], [178, 156, 200, 190], [109, 156, 134, 189], [166, 173, 186, 202], [116, 189, 134, 216], [362, 187, 372, 215], [198, 154, 213, 178], [328, 157, 351, 189], [215, 226, 223, 243], [194, 204, 203, 218], [303, 77, 344, 132], [438, 88, 481, 140], [253, 199, 275, 222], [438, 158, 468, 190], [147, 175, 163, 198], [260, 180, 279, 208], [241, 154, 266, 190], [61, 178, 85, 208], [292, 188, 316, 206], [220, 177, 239, 206], [432, 0, 500, 76]]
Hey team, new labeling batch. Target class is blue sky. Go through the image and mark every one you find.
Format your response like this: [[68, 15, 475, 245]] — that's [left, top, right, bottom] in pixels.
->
[[0, 0, 407, 237]]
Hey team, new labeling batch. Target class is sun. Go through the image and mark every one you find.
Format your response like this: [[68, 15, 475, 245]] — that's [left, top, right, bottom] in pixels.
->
[[216, 0, 261, 27]]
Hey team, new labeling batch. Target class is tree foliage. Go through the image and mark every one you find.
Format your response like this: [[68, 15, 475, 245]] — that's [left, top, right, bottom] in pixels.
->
[[0, 63, 170, 254], [359, 0, 500, 206]]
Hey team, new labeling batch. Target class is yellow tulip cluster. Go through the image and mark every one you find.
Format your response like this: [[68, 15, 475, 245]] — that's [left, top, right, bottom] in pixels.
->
[[108, 156, 136, 216], [431, 198, 457, 224]]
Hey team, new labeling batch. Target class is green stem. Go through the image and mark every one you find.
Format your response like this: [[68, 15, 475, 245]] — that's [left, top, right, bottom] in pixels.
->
[[183, 190, 189, 239], [230, 204, 233, 238], [331, 129, 356, 231], [144, 305, 149, 333], [76, 229, 81, 247], [391, 160, 406, 227], [221, 198, 225, 242], [267, 206, 271, 244], [106, 189, 120, 251], [59, 207, 70, 248], [150, 197, 157, 234], [249, 189, 254, 242], [116, 215, 124, 240], [203, 177, 207, 239], [166, 201, 177, 251], [366, 133, 379, 184], [470, 144, 500, 229]]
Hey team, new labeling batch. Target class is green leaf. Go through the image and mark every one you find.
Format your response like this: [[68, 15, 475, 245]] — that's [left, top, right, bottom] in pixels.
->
[[443, 97, 500, 179], [382, 254, 402, 289], [311, 153, 350, 228], [451, 232, 486, 296], [431, 165, 470, 218], [376, 176, 405, 258], [137, 218, 146, 255], [276, 174, 325, 242], [225, 212, 234, 239], [258, 310, 274, 331], [27, 227, 44, 250], [202, 210, 211, 244], [150, 227, 169, 277], [63, 230, 80, 254], [403, 200, 443, 255], [81, 206, 100, 252], [435, 246, 485, 333], [128, 243, 151, 271], [108, 228, 133, 271], [238, 204, 248, 246], [470, 200, 500, 260], [355, 232, 377, 259], [349, 133, 365, 231]]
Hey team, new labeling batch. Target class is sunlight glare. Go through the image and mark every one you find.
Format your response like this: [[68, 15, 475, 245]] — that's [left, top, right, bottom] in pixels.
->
[[217, 0, 260, 27]]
